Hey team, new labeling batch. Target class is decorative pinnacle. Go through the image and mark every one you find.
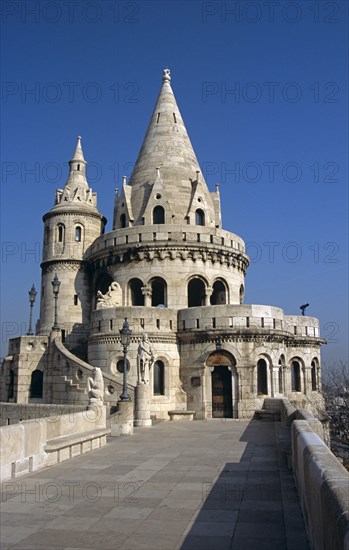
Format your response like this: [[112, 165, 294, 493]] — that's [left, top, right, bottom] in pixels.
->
[[163, 68, 171, 82]]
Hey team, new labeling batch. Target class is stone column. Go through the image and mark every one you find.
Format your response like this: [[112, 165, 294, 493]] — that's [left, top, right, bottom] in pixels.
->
[[205, 286, 213, 306], [271, 367, 280, 396], [134, 382, 152, 427], [141, 285, 152, 307], [304, 366, 312, 396]]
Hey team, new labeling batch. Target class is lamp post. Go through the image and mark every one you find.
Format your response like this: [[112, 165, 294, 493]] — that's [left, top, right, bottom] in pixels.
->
[[119, 318, 132, 401], [51, 274, 61, 331], [27, 284, 37, 335]]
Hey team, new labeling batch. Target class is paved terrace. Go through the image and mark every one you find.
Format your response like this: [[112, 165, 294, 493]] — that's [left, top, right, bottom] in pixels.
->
[[1, 419, 309, 550]]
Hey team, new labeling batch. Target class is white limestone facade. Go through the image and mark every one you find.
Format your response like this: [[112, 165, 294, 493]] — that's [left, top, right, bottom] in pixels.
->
[[1, 70, 325, 420]]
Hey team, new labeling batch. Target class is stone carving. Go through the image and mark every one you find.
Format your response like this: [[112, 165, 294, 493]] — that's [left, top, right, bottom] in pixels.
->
[[87, 367, 104, 404], [137, 334, 154, 384], [96, 281, 122, 309]]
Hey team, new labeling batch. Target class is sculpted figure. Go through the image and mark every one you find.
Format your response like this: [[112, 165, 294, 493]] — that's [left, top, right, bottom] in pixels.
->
[[96, 281, 122, 309], [137, 334, 154, 384], [87, 367, 104, 403]]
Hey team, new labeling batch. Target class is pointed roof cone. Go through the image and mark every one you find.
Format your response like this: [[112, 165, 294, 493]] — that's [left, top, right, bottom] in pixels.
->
[[52, 136, 95, 210], [70, 136, 87, 164], [128, 69, 215, 225]]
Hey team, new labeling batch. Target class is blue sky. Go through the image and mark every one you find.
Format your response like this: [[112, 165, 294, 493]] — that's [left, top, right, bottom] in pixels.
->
[[1, 0, 348, 366]]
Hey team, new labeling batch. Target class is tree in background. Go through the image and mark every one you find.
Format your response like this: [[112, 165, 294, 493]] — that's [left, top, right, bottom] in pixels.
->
[[322, 361, 349, 469]]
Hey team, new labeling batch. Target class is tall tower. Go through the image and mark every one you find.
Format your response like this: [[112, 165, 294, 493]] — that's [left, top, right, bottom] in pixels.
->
[[37, 137, 106, 351]]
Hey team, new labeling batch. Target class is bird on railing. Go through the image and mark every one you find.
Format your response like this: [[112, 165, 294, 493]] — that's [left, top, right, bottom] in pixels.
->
[[300, 303, 310, 316]]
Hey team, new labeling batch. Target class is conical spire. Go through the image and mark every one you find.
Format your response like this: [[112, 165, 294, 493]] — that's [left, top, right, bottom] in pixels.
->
[[71, 136, 86, 163], [53, 136, 97, 210], [127, 69, 216, 225], [68, 136, 87, 177]]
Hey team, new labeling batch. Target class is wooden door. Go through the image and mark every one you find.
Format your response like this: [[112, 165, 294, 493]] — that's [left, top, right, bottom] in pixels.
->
[[211, 366, 233, 418]]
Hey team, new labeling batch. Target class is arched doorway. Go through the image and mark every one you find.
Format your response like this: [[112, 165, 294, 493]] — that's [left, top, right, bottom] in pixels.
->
[[207, 351, 238, 418], [30, 370, 43, 399]]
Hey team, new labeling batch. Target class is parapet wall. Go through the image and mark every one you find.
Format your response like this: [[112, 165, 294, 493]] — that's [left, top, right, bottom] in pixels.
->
[[292, 419, 349, 550], [178, 305, 320, 337], [0, 406, 106, 481], [0, 402, 86, 427], [85, 224, 247, 257]]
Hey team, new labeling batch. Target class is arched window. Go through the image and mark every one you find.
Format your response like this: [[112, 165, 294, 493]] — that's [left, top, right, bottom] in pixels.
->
[[75, 226, 82, 242], [120, 214, 126, 228], [153, 361, 165, 395], [188, 278, 206, 307], [8, 369, 14, 400], [57, 224, 64, 243], [30, 370, 43, 399], [239, 284, 245, 304], [311, 361, 317, 391], [44, 226, 49, 244], [151, 278, 167, 307], [95, 273, 114, 295], [210, 280, 227, 305], [195, 209, 205, 226], [278, 357, 284, 393], [153, 205, 165, 224], [129, 278, 144, 306], [278, 367, 283, 393], [291, 361, 301, 392], [257, 359, 268, 395]]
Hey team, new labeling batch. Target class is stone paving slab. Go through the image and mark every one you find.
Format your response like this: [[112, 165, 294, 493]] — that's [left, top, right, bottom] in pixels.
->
[[0, 419, 310, 550]]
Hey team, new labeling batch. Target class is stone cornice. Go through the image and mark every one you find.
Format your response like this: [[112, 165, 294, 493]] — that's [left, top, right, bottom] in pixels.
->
[[89, 333, 178, 346], [88, 243, 249, 274], [43, 209, 105, 223], [41, 259, 87, 273], [177, 329, 325, 347]]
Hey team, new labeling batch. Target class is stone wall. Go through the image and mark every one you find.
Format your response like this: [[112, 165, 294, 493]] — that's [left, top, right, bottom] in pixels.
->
[[292, 420, 349, 550], [0, 403, 86, 427], [0, 406, 106, 481]]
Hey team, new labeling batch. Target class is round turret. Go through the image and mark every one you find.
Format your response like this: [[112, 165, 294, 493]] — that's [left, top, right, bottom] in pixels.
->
[[37, 137, 106, 352]]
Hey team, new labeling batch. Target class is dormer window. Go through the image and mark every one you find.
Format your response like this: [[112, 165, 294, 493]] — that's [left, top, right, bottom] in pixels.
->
[[77, 164, 80, 171], [153, 205, 165, 224], [195, 208, 205, 226]]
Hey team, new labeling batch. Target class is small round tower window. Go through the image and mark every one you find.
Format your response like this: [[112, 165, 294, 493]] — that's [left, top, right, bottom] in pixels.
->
[[197, 197, 202, 202], [116, 359, 130, 373], [155, 193, 162, 200]]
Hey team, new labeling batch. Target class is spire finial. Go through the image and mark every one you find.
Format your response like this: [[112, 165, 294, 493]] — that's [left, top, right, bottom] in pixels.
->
[[71, 135, 86, 163], [163, 68, 171, 82]]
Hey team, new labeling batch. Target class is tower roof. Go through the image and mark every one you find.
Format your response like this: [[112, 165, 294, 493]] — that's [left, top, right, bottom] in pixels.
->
[[127, 69, 216, 225], [52, 137, 98, 211], [71, 136, 86, 164]]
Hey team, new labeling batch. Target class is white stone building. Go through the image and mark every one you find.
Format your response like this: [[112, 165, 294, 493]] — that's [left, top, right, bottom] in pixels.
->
[[1, 70, 325, 420]]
